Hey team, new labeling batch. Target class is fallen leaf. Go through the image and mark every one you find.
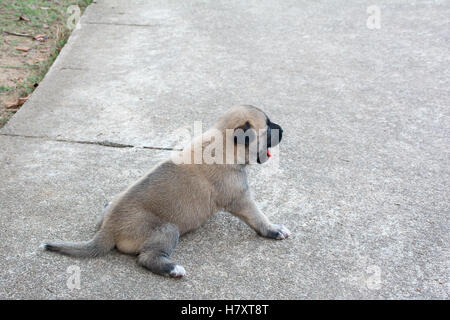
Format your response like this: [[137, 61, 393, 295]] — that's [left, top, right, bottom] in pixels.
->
[[19, 15, 30, 22], [5, 95, 30, 109], [33, 58, 45, 64], [16, 47, 29, 52], [42, 23, 49, 29], [5, 100, 20, 108], [6, 102, 16, 109], [18, 95, 31, 105], [33, 34, 47, 41]]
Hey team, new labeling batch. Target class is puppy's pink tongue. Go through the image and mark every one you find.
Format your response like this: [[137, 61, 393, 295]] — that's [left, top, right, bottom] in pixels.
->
[[267, 149, 272, 158]]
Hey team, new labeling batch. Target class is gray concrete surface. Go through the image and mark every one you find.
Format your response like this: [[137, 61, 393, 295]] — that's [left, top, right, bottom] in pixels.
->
[[0, 0, 449, 299]]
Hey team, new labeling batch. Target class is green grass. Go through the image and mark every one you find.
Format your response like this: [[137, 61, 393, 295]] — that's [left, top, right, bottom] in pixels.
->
[[0, 85, 12, 93], [0, 0, 93, 34], [0, 116, 9, 127]]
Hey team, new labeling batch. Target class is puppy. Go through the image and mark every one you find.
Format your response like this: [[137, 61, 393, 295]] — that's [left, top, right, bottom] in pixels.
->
[[42, 105, 290, 278]]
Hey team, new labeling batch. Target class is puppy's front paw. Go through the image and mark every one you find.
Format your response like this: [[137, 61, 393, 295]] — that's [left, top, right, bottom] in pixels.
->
[[169, 265, 186, 278], [265, 225, 291, 240]]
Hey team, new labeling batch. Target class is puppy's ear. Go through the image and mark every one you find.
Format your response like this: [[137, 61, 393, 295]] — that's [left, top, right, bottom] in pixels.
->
[[233, 121, 256, 145]]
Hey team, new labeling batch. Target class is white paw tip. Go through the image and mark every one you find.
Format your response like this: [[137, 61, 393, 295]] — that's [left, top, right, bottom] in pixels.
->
[[278, 226, 291, 239], [170, 265, 186, 278]]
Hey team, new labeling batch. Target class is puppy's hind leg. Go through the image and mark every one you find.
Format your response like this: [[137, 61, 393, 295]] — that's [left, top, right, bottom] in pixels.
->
[[95, 201, 111, 231], [137, 223, 185, 278]]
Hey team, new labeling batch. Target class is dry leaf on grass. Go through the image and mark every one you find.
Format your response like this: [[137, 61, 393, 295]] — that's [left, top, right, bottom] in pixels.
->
[[16, 47, 29, 52], [18, 95, 30, 104], [5, 101, 19, 109], [19, 15, 30, 22], [33, 34, 47, 41], [33, 57, 45, 64], [5, 95, 31, 109], [3, 30, 33, 37]]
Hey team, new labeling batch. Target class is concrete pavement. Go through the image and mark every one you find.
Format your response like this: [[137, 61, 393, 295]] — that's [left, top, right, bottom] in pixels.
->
[[0, 0, 448, 299]]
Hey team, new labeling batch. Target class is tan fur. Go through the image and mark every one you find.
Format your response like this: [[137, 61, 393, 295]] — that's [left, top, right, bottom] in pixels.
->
[[42, 105, 290, 278]]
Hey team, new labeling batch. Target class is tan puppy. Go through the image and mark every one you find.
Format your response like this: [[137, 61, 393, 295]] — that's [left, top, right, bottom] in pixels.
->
[[42, 105, 290, 278]]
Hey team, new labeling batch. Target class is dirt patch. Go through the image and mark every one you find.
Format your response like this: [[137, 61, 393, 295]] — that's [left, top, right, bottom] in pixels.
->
[[0, 0, 92, 128], [0, 34, 43, 126]]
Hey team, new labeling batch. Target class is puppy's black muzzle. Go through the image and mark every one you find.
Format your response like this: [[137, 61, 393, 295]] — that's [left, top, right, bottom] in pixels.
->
[[257, 121, 283, 164], [267, 121, 283, 148]]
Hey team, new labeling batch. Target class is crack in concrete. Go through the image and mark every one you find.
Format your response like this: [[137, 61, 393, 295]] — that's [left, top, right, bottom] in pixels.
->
[[0, 133, 180, 151], [83, 21, 161, 28], [59, 67, 87, 71]]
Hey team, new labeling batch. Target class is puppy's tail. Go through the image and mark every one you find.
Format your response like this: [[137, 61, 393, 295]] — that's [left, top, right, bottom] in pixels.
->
[[41, 229, 115, 258]]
